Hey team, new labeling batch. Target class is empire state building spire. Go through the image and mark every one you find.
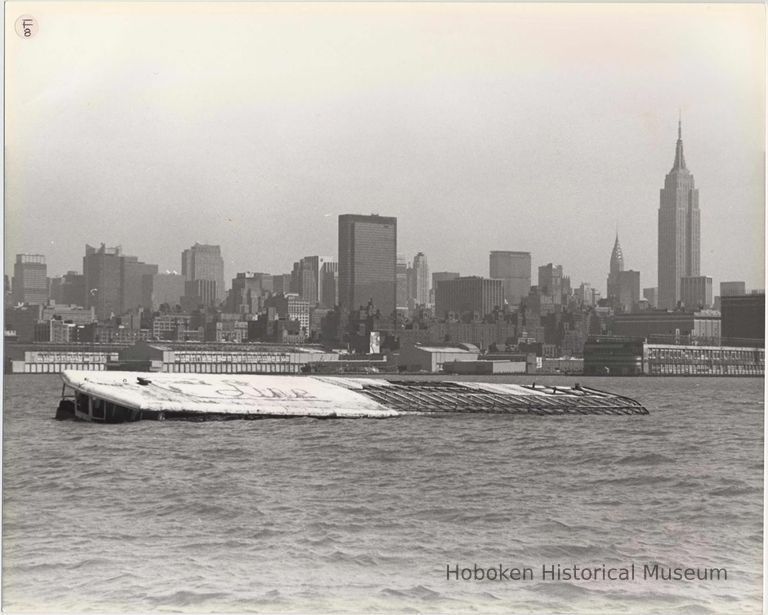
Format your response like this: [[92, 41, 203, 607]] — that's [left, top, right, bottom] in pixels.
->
[[672, 115, 687, 171]]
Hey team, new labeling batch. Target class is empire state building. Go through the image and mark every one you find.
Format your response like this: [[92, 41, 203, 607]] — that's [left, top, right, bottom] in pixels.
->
[[657, 120, 700, 309]]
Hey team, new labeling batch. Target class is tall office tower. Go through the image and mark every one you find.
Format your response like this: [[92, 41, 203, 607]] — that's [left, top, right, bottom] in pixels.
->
[[489, 251, 531, 307], [12, 254, 48, 305], [49, 276, 63, 303], [272, 273, 293, 295], [83, 244, 158, 319], [83, 244, 123, 320], [396, 255, 408, 311], [405, 263, 415, 309], [320, 261, 338, 308], [292, 256, 334, 306], [59, 271, 86, 306], [121, 257, 158, 313], [617, 270, 641, 312], [142, 273, 186, 311], [432, 272, 460, 288], [412, 252, 429, 307], [434, 276, 504, 319], [228, 272, 273, 314], [338, 214, 397, 317], [720, 281, 746, 297], [658, 119, 700, 309], [181, 243, 225, 305], [576, 283, 595, 307], [182, 279, 217, 311], [290, 261, 304, 297], [538, 263, 564, 306], [311, 257, 334, 307], [680, 276, 712, 310], [606, 234, 624, 305], [431, 271, 460, 305]]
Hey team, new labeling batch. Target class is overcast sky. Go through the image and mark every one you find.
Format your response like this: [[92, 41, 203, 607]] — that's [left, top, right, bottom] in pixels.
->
[[5, 2, 765, 295]]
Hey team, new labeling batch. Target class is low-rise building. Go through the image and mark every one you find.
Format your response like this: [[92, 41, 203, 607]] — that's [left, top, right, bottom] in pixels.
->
[[583, 336, 645, 375], [721, 294, 764, 347], [397, 321, 517, 352], [116, 341, 338, 374], [7, 349, 120, 373], [152, 314, 194, 340], [680, 276, 713, 310], [611, 310, 720, 345], [443, 359, 526, 375], [584, 335, 764, 376], [42, 303, 96, 324], [264, 293, 310, 334], [398, 342, 480, 372]]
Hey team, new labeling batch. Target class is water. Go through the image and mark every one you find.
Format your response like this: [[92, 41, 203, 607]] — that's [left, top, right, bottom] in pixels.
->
[[2, 375, 763, 614]]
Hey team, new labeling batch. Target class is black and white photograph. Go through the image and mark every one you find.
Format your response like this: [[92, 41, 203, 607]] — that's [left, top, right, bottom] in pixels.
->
[[3, 2, 765, 613]]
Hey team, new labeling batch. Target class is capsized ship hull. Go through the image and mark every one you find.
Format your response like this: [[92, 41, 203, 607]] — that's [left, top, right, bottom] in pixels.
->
[[56, 371, 648, 423]]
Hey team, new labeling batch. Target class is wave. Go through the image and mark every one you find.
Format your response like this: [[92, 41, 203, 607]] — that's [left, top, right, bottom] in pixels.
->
[[616, 453, 675, 465], [708, 485, 759, 497], [148, 590, 232, 607], [379, 585, 445, 601]]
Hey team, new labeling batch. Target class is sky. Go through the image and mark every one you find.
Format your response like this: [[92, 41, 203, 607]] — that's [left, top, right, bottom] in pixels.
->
[[5, 2, 766, 296]]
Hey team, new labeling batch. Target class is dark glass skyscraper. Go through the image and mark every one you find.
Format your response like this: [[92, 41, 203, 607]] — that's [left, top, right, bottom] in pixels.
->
[[338, 214, 397, 317], [658, 120, 700, 309]]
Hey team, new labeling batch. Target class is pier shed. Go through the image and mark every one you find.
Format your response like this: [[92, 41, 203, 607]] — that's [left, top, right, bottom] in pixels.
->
[[114, 341, 339, 374], [443, 359, 526, 375], [398, 343, 480, 373]]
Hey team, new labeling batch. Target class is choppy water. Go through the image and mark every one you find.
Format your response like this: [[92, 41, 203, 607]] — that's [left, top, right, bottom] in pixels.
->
[[2, 374, 763, 614]]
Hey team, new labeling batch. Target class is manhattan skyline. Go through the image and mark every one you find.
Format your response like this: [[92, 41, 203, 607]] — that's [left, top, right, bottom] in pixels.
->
[[5, 3, 765, 293]]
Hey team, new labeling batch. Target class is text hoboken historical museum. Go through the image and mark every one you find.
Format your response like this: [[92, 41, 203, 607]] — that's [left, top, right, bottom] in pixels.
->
[[445, 563, 727, 582]]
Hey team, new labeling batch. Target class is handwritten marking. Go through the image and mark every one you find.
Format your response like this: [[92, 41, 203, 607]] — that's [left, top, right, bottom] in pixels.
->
[[15, 15, 37, 39]]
